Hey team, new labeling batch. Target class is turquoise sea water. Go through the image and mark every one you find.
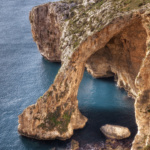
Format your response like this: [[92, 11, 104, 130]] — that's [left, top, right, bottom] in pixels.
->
[[0, 0, 137, 149]]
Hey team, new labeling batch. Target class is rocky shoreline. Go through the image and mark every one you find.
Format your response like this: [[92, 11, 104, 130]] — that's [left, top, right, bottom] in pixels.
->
[[65, 139, 132, 150], [18, 0, 150, 149]]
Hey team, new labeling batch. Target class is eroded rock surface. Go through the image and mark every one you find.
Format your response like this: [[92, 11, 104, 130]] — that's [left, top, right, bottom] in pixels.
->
[[19, 0, 150, 149], [29, 2, 76, 61], [86, 19, 147, 98]]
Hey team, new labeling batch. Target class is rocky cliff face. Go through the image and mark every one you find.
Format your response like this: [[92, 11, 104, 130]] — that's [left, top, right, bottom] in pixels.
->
[[19, 0, 150, 149], [29, 2, 76, 61]]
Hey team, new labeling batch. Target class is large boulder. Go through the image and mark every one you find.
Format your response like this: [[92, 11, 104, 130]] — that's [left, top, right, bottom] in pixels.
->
[[100, 124, 131, 140]]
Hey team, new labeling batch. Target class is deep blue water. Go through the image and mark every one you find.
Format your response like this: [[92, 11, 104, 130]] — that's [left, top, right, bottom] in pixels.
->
[[0, 0, 137, 149]]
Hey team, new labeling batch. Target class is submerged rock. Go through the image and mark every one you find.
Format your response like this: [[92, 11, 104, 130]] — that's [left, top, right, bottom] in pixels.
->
[[105, 138, 132, 150], [100, 124, 131, 140], [105, 139, 131, 150], [71, 139, 79, 150]]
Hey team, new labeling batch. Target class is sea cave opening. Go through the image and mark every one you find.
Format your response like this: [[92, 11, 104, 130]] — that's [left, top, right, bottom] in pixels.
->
[[75, 70, 137, 149], [70, 18, 147, 148]]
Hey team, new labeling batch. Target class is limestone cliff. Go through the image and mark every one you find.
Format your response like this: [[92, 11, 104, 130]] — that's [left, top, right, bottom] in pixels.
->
[[19, 0, 150, 149]]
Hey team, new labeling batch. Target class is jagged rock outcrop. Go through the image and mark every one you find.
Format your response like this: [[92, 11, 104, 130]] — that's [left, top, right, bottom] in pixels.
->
[[19, 0, 150, 149], [100, 124, 131, 140], [86, 19, 147, 98], [71, 139, 79, 150]]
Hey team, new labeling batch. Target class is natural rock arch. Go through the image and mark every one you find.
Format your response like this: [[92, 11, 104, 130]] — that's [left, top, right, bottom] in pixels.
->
[[18, 1, 150, 149]]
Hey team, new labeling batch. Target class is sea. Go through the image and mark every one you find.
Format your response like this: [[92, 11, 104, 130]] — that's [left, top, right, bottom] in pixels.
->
[[0, 0, 137, 149]]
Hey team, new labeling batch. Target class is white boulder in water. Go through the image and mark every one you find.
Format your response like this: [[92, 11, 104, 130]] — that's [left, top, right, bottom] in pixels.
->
[[100, 124, 131, 140]]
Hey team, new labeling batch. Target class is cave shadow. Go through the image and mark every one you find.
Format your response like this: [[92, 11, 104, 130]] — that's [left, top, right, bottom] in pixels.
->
[[96, 76, 128, 93], [97, 76, 115, 82]]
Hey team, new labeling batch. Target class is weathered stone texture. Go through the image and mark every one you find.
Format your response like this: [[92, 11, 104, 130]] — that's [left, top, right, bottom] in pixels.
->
[[19, 1, 150, 149], [100, 124, 131, 140]]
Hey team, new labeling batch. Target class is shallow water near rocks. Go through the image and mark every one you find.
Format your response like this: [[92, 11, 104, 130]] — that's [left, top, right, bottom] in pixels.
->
[[0, 0, 137, 149]]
